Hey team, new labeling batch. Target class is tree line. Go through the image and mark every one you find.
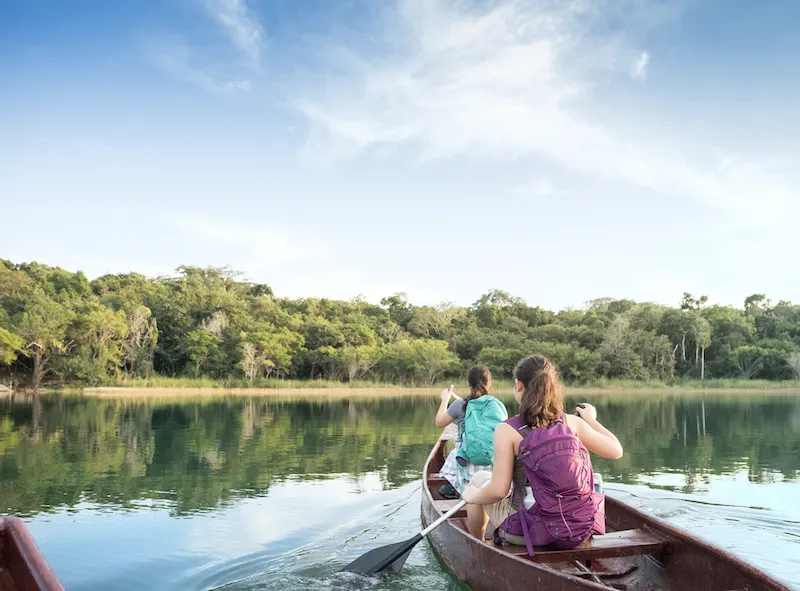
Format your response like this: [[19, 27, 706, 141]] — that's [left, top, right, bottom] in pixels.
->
[[1, 259, 799, 389]]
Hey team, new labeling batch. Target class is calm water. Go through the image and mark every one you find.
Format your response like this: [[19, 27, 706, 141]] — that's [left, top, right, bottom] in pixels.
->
[[1, 392, 799, 590]]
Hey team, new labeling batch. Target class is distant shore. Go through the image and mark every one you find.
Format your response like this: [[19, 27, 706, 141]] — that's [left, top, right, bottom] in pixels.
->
[[72, 379, 800, 398]]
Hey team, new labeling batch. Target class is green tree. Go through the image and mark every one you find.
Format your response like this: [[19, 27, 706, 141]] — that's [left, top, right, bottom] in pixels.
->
[[338, 345, 379, 382], [183, 329, 222, 376], [694, 316, 712, 380], [13, 295, 75, 390], [122, 306, 158, 377], [730, 346, 766, 379], [415, 339, 459, 384], [0, 327, 23, 365]]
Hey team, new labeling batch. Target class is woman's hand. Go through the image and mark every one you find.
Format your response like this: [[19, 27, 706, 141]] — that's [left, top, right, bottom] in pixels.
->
[[575, 402, 597, 421], [462, 470, 492, 504], [461, 484, 479, 504], [435, 386, 456, 427], [440, 387, 454, 403]]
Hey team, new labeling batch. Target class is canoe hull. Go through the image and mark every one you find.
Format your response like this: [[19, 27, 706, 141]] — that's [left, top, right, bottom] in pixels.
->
[[0, 516, 63, 591], [422, 494, 607, 591]]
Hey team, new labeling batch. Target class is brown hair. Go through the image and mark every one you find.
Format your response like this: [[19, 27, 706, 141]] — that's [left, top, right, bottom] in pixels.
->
[[467, 365, 492, 400], [514, 355, 564, 428]]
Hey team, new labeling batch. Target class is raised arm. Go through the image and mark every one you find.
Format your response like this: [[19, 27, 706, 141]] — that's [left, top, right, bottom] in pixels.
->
[[435, 387, 456, 428], [569, 403, 623, 460]]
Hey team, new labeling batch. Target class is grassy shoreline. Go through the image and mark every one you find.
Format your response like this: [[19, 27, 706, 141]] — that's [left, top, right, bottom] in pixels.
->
[[63, 376, 800, 397]]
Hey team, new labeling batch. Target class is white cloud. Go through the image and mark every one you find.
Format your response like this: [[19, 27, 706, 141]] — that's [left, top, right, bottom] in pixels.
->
[[205, 0, 264, 65], [145, 36, 253, 95], [631, 51, 650, 80], [292, 0, 798, 230]]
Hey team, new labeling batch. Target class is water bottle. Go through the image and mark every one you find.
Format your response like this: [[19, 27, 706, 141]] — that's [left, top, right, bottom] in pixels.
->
[[593, 472, 604, 493], [522, 485, 535, 510]]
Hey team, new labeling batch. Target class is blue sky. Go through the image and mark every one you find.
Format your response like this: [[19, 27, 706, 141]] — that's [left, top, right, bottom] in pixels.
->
[[1, 0, 798, 310]]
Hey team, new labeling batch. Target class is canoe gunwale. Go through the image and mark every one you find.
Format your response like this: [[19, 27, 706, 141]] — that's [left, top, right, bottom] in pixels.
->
[[0, 515, 64, 591]]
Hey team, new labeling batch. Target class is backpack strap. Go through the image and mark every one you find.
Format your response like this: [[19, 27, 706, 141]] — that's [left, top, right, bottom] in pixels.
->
[[511, 425, 532, 509], [518, 501, 535, 556]]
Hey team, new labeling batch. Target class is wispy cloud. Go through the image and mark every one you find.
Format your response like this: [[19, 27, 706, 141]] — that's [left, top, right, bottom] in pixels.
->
[[205, 0, 264, 65], [293, 0, 797, 228], [631, 51, 650, 80], [143, 0, 263, 95]]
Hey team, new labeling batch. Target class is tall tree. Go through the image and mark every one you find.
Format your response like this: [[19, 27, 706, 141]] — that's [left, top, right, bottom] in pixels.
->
[[730, 346, 765, 379], [13, 296, 75, 390]]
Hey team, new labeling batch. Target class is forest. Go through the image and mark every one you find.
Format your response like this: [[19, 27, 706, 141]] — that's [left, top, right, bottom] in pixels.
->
[[1, 259, 800, 389]]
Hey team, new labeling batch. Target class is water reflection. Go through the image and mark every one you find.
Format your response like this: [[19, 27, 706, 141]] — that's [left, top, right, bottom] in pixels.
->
[[1, 393, 798, 517], [1, 392, 799, 590]]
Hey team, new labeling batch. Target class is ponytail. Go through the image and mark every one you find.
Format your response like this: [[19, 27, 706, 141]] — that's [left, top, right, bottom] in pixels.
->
[[515, 355, 564, 428], [467, 365, 492, 401]]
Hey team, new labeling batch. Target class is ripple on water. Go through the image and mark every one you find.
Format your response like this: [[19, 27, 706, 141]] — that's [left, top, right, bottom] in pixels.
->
[[176, 480, 465, 591]]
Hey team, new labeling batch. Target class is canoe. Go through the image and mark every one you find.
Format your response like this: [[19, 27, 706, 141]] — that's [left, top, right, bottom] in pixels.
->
[[0, 516, 63, 591], [421, 435, 791, 591]]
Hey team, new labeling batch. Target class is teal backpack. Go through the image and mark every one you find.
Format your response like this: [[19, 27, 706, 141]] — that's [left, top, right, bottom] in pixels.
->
[[456, 395, 508, 467]]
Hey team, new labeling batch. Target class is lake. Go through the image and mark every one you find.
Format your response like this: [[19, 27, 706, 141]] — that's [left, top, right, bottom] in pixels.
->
[[1, 391, 799, 590]]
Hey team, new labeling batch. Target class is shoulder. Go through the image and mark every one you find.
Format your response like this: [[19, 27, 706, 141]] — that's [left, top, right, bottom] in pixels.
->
[[496, 421, 523, 441], [564, 414, 583, 435], [447, 397, 468, 418]]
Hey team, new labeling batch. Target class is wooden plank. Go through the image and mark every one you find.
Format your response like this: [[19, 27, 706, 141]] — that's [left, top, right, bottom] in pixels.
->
[[433, 499, 467, 518], [502, 528, 668, 563]]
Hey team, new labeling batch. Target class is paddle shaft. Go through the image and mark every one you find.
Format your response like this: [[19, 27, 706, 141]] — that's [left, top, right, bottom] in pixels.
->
[[342, 454, 488, 576], [420, 474, 490, 537], [420, 499, 467, 537]]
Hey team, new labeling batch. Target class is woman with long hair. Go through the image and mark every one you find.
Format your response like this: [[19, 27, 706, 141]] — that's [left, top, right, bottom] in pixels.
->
[[462, 355, 623, 546], [435, 365, 507, 515]]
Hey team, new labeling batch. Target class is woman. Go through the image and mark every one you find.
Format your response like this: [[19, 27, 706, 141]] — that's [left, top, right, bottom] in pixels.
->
[[434, 365, 507, 503], [462, 355, 623, 546]]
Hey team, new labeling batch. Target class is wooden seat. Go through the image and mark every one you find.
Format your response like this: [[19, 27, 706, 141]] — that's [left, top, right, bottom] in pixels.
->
[[427, 476, 451, 489], [505, 528, 669, 563], [433, 499, 467, 518]]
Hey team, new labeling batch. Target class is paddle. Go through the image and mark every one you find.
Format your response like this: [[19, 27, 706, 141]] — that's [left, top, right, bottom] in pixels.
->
[[342, 477, 489, 576]]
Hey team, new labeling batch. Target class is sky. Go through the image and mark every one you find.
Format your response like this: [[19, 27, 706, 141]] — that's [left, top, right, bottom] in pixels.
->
[[1, 0, 798, 311]]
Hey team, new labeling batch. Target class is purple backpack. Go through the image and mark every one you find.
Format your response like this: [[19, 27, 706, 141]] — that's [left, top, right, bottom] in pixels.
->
[[495, 415, 605, 556]]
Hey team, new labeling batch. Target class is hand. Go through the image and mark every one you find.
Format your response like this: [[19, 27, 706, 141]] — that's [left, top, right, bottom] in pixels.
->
[[575, 403, 597, 421], [463, 470, 492, 504], [461, 484, 478, 504], [440, 387, 453, 403]]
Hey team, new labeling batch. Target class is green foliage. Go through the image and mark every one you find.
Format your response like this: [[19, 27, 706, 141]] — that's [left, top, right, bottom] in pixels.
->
[[0, 327, 23, 365], [2, 259, 800, 387]]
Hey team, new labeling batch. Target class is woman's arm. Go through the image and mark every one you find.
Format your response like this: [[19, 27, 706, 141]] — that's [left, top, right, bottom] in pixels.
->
[[462, 423, 516, 504], [570, 403, 623, 460], [435, 387, 456, 428]]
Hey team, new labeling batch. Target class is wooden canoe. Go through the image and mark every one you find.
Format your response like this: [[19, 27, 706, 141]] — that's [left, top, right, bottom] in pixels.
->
[[421, 436, 791, 591], [0, 516, 63, 591]]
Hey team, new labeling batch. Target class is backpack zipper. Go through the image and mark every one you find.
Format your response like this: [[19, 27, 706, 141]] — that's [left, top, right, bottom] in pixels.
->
[[518, 435, 579, 459]]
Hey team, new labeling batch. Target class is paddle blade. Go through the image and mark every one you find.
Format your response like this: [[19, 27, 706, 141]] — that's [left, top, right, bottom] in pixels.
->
[[342, 533, 423, 576]]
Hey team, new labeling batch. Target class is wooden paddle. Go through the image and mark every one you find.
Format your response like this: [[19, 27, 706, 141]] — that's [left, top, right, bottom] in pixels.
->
[[342, 475, 489, 576]]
